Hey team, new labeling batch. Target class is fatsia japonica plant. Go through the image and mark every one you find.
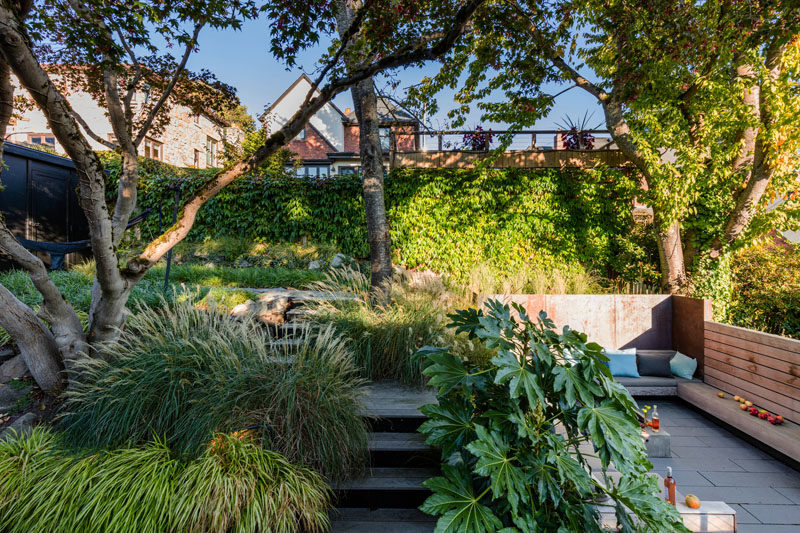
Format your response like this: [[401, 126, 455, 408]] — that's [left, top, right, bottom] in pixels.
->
[[417, 300, 688, 532]]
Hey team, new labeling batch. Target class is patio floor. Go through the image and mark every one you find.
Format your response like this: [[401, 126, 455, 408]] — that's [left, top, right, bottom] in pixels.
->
[[642, 400, 800, 532]]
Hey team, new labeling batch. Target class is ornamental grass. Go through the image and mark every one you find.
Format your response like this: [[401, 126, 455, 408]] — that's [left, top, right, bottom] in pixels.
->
[[58, 298, 368, 481], [0, 428, 330, 533]]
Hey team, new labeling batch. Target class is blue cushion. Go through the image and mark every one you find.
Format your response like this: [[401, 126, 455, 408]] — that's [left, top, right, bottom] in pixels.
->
[[604, 348, 640, 378], [670, 351, 697, 379]]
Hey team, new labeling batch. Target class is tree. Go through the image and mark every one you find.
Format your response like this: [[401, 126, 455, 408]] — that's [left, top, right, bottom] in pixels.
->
[[408, 0, 800, 294], [335, 0, 393, 300], [0, 0, 488, 393]]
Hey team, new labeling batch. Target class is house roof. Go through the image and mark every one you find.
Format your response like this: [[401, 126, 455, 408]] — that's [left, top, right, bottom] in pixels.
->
[[259, 73, 348, 123], [343, 97, 417, 125]]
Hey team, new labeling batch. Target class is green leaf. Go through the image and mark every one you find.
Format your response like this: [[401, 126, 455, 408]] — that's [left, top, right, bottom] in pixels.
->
[[466, 425, 529, 513], [419, 399, 475, 458], [492, 351, 545, 408], [607, 474, 690, 533], [420, 347, 470, 395], [421, 465, 504, 533], [577, 403, 644, 472]]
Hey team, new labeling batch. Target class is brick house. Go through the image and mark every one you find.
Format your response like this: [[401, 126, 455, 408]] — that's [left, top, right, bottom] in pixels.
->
[[6, 75, 244, 169], [260, 74, 419, 176]]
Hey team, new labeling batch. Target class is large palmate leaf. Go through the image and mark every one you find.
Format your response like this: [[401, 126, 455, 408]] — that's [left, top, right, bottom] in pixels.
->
[[577, 403, 645, 472], [419, 399, 475, 458], [607, 474, 690, 533], [492, 350, 545, 408], [552, 363, 603, 408], [466, 425, 529, 513], [421, 465, 504, 533], [419, 346, 470, 395]]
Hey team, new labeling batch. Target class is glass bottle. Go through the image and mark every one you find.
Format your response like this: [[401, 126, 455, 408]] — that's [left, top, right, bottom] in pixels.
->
[[651, 405, 660, 431], [664, 467, 676, 506]]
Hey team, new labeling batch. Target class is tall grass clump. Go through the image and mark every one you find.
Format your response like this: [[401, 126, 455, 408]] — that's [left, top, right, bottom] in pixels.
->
[[465, 261, 605, 299], [58, 299, 368, 480], [0, 428, 330, 533], [306, 268, 451, 386]]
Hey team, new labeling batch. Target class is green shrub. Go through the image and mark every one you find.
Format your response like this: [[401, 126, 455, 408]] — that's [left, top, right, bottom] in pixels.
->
[[0, 428, 330, 533], [417, 300, 687, 532], [58, 299, 368, 480], [146, 263, 324, 288], [727, 240, 800, 338]]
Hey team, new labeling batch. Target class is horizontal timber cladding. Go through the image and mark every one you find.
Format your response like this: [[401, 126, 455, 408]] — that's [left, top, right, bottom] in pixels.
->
[[392, 149, 628, 169], [703, 321, 800, 423]]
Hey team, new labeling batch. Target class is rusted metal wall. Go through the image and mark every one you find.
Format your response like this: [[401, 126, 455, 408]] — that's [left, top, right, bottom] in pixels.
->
[[672, 295, 713, 378], [484, 294, 673, 350]]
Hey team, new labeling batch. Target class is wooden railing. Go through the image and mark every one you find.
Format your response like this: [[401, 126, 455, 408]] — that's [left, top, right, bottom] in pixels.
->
[[703, 322, 800, 422], [389, 129, 628, 169]]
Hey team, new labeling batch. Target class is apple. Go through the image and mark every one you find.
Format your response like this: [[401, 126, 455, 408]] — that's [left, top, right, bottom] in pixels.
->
[[758, 410, 769, 420], [745, 401, 753, 408], [775, 415, 784, 424], [734, 395, 741, 402], [739, 403, 748, 411], [717, 392, 725, 398], [739, 398, 746, 404], [749, 407, 759, 416], [768, 416, 778, 424]]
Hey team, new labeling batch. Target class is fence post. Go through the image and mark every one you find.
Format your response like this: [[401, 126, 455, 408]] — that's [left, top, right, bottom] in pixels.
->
[[438, 133, 443, 151]]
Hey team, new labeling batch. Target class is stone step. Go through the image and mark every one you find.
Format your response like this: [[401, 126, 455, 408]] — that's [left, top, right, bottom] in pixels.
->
[[368, 432, 438, 468], [330, 508, 435, 532], [333, 467, 436, 509], [286, 308, 311, 319], [223, 288, 355, 302]]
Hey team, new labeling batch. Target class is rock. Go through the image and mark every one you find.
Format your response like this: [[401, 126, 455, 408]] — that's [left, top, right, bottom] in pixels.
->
[[307, 260, 321, 270], [330, 253, 350, 268], [0, 355, 28, 383], [235, 258, 253, 268], [0, 385, 32, 412], [0, 346, 14, 364], [229, 300, 254, 317], [0, 412, 37, 442], [203, 262, 217, 269]]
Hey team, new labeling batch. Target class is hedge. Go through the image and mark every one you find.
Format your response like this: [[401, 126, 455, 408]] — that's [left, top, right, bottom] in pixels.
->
[[104, 154, 659, 284]]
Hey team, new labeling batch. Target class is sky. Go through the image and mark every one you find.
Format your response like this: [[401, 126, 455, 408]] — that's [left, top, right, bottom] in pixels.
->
[[186, 19, 603, 135]]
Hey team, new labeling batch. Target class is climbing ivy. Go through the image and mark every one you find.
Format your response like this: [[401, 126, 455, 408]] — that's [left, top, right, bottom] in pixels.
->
[[103, 154, 659, 284]]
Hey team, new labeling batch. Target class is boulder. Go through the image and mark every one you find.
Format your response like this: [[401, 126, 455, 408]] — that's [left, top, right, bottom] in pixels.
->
[[235, 258, 253, 268], [330, 253, 350, 268], [0, 355, 28, 383], [308, 260, 321, 270], [0, 384, 32, 412], [256, 296, 291, 326], [229, 300, 254, 317], [0, 412, 37, 442]]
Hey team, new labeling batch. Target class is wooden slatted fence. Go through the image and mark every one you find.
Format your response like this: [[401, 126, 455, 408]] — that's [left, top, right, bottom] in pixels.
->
[[703, 321, 800, 422]]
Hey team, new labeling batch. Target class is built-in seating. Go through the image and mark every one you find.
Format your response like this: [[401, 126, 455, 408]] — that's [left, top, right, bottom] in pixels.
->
[[612, 349, 701, 396]]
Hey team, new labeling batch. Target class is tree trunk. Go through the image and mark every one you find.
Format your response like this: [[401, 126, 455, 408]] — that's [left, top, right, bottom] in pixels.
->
[[654, 219, 687, 294], [351, 78, 393, 298]]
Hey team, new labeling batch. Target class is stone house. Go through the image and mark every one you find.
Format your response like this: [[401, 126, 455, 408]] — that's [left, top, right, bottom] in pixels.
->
[[260, 74, 419, 176], [6, 75, 245, 169]]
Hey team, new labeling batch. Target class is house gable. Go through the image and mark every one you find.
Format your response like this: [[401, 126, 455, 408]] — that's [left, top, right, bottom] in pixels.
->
[[261, 74, 345, 151]]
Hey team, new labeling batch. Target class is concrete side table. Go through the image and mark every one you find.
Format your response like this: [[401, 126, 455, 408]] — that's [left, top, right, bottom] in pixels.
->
[[642, 428, 670, 458]]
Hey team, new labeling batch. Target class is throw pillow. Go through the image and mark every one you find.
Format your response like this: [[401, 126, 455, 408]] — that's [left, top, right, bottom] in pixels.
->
[[670, 351, 698, 380], [636, 352, 674, 377]]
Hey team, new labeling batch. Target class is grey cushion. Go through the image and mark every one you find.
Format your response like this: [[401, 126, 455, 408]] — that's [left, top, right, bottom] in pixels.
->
[[636, 351, 674, 378], [615, 376, 679, 388]]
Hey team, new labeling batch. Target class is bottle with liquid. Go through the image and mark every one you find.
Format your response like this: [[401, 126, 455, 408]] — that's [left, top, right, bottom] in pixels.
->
[[651, 405, 660, 431], [664, 466, 676, 506]]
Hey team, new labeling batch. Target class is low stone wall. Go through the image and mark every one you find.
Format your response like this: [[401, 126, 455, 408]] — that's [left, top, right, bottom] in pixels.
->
[[703, 321, 800, 423]]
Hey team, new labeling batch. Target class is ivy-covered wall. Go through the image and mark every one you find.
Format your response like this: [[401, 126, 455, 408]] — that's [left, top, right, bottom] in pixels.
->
[[105, 155, 659, 284]]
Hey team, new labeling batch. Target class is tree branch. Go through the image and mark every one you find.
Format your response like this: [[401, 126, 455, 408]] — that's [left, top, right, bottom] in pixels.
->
[[73, 109, 119, 149], [133, 22, 204, 148]]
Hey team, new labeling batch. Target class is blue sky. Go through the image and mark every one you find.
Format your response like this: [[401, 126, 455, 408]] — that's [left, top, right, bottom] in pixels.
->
[[189, 19, 602, 132]]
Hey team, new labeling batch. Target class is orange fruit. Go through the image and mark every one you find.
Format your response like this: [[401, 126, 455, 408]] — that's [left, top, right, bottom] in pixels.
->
[[685, 494, 701, 509], [717, 392, 725, 398]]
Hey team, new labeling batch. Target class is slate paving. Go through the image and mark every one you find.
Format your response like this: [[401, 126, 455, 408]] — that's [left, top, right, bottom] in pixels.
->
[[644, 400, 800, 530]]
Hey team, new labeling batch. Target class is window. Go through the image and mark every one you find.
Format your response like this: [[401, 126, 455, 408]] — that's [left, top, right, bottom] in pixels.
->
[[27, 134, 55, 146], [338, 166, 359, 175], [294, 165, 330, 177], [45, 137, 55, 145], [30, 136, 41, 144], [193, 149, 201, 168], [379, 127, 392, 151], [206, 136, 218, 167], [144, 138, 163, 160]]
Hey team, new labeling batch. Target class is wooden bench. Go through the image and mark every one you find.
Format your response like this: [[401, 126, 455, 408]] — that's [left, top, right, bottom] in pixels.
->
[[678, 380, 800, 465], [614, 350, 701, 396]]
